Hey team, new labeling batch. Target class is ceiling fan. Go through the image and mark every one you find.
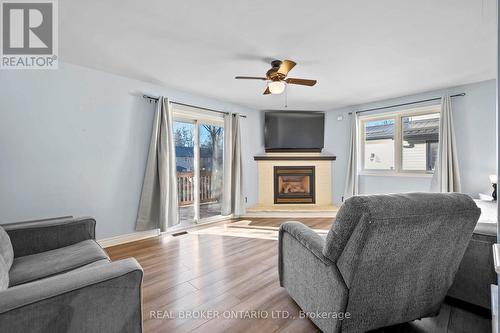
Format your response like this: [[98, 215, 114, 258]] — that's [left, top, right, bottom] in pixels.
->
[[235, 59, 317, 95]]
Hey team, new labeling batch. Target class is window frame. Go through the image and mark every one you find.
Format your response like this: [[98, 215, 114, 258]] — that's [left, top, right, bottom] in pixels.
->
[[358, 105, 440, 177]]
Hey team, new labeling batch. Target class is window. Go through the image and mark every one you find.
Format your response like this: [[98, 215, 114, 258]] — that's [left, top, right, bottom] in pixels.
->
[[359, 106, 440, 175]]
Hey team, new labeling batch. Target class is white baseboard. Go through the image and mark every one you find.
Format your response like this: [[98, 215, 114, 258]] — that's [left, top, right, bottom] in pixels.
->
[[161, 215, 234, 235], [97, 215, 233, 248], [98, 229, 160, 248]]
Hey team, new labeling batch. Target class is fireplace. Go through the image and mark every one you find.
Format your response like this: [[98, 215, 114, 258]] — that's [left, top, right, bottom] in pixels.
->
[[274, 166, 315, 204]]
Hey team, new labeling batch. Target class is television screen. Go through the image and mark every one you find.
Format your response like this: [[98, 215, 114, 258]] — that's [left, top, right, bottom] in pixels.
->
[[264, 111, 325, 152]]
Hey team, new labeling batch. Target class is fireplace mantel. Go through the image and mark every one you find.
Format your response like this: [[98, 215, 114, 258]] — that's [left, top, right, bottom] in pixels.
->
[[253, 152, 336, 161]]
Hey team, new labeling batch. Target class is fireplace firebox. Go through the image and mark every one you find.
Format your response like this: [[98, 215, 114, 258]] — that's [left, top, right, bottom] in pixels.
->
[[274, 166, 315, 204]]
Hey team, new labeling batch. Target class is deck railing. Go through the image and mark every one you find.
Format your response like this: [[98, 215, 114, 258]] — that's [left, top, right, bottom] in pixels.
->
[[177, 171, 219, 206]]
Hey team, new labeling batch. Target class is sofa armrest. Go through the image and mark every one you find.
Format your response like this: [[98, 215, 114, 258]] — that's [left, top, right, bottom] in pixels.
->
[[2, 217, 96, 257], [473, 222, 496, 239], [447, 223, 497, 309], [0, 258, 143, 333], [279, 221, 331, 265]]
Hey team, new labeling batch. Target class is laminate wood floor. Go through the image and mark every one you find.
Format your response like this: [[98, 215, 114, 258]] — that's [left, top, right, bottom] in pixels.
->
[[105, 218, 491, 333]]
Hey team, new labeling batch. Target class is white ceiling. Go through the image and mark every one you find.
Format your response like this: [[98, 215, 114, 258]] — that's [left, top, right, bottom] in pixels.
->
[[61, 0, 497, 110]]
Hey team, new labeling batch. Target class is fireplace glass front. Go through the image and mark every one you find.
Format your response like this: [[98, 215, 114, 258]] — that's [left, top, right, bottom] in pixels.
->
[[274, 166, 315, 204]]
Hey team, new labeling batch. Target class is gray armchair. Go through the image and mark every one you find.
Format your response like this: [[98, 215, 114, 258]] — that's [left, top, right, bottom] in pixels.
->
[[0, 217, 143, 333], [279, 193, 481, 333]]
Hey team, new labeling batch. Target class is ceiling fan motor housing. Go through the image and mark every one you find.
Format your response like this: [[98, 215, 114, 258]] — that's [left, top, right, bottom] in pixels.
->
[[267, 60, 286, 81]]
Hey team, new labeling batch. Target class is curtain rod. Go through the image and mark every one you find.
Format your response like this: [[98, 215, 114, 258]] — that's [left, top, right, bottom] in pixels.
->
[[142, 95, 247, 118], [348, 93, 466, 115]]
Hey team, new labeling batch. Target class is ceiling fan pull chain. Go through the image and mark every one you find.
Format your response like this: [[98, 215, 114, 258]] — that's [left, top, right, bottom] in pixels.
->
[[285, 86, 288, 108]]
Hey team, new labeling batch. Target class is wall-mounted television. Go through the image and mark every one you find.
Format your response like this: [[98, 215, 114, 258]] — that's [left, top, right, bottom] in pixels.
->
[[264, 111, 325, 152]]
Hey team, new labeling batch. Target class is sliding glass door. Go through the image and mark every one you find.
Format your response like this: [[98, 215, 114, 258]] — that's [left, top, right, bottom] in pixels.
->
[[174, 120, 196, 225], [173, 110, 224, 225], [199, 123, 224, 219]]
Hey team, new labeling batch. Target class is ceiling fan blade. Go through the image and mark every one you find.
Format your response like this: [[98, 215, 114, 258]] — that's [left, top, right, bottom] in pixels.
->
[[277, 60, 296, 76], [263, 87, 271, 95], [235, 76, 267, 80], [285, 78, 317, 86]]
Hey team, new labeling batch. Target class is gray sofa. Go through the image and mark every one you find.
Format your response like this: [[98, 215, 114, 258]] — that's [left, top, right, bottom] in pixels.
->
[[0, 216, 143, 333], [447, 221, 497, 309], [279, 193, 481, 333]]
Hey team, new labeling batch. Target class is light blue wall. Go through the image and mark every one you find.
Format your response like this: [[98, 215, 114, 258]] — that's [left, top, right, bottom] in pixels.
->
[[326, 79, 497, 204], [0, 62, 263, 239], [0, 62, 494, 237]]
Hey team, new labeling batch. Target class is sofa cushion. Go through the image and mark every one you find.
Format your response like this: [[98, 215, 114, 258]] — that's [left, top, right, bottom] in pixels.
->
[[9, 239, 109, 286], [0, 255, 8, 290], [0, 226, 14, 269]]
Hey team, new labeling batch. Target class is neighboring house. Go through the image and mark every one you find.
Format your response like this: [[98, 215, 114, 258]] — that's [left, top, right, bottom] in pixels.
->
[[175, 146, 221, 173]]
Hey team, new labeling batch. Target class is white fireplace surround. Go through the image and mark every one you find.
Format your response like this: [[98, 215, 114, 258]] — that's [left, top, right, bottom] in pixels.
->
[[246, 152, 337, 216]]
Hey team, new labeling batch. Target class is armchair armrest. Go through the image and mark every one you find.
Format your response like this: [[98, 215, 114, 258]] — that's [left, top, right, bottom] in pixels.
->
[[0, 258, 143, 333], [278, 222, 348, 333], [279, 221, 331, 265], [2, 217, 96, 257]]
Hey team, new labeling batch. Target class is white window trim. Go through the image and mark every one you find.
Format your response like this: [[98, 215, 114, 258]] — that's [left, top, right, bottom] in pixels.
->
[[358, 104, 440, 177]]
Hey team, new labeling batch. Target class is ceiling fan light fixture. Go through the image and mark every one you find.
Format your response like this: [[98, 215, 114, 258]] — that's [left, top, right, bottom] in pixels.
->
[[268, 81, 286, 94], [235, 59, 315, 95]]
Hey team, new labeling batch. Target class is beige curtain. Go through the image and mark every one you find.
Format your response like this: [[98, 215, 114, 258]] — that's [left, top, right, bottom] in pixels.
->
[[343, 113, 359, 200], [222, 114, 245, 216], [431, 95, 461, 192], [136, 97, 179, 232]]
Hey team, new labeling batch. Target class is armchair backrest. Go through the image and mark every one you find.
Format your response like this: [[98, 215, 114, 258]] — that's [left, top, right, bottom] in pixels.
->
[[323, 192, 480, 331]]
